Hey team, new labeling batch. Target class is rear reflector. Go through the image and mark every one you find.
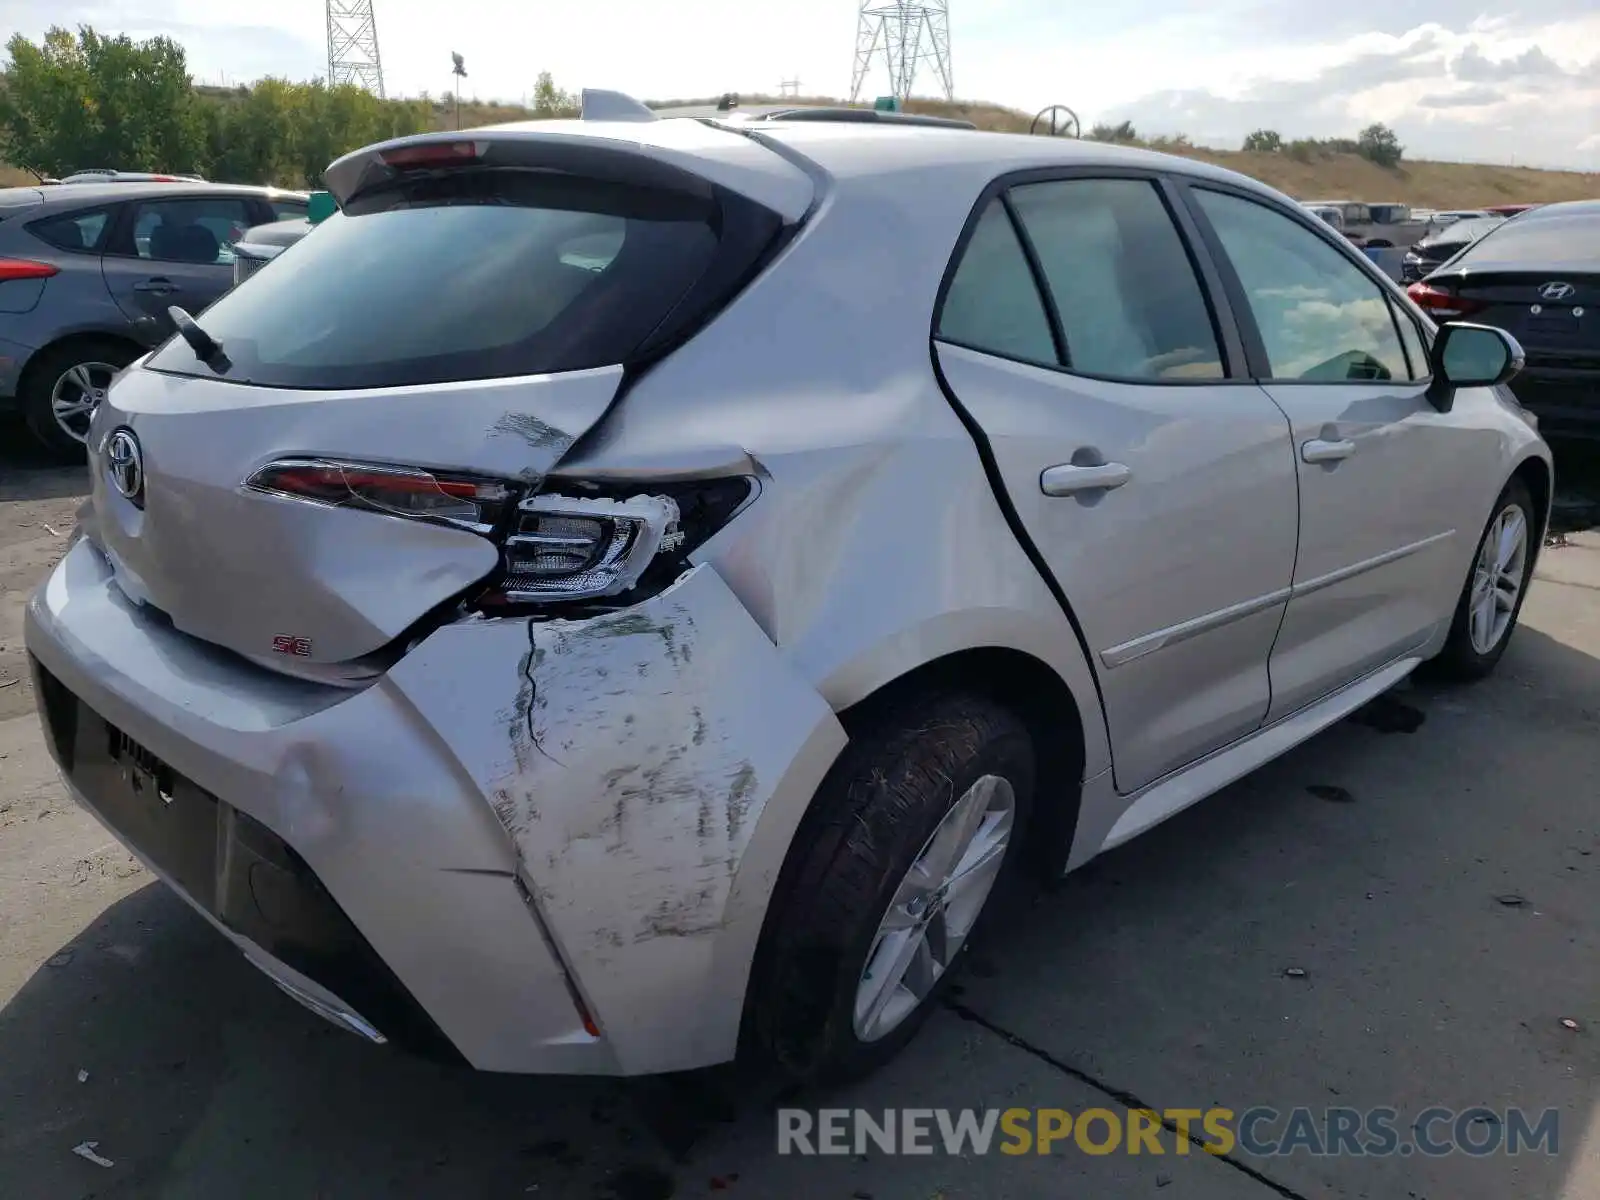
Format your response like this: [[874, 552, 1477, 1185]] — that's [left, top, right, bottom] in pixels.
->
[[380, 141, 485, 170], [0, 258, 59, 282]]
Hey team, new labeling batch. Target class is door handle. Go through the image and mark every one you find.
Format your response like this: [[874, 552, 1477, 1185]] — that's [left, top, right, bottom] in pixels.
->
[[133, 278, 179, 294], [1040, 462, 1133, 496], [1301, 437, 1356, 464]]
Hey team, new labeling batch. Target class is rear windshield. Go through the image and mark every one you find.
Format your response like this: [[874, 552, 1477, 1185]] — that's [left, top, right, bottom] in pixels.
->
[[1424, 219, 1500, 248], [147, 170, 721, 389], [1454, 211, 1600, 269]]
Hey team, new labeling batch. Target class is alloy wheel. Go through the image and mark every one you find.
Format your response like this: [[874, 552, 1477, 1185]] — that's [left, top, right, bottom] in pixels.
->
[[1468, 503, 1528, 655], [50, 361, 118, 444], [852, 773, 1016, 1043]]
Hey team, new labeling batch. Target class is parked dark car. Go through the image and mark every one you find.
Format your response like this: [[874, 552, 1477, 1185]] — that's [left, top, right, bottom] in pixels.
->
[[1407, 199, 1600, 439], [230, 216, 313, 288], [1400, 216, 1505, 282], [0, 181, 308, 455]]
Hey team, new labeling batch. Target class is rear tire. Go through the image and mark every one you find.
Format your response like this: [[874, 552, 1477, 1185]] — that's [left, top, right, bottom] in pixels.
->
[[20, 338, 139, 460], [749, 691, 1035, 1084], [1425, 477, 1537, 681]]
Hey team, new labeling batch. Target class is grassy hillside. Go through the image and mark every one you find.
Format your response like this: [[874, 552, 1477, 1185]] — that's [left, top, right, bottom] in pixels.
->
[[7, 90, 1594, 207], [649, 93, 1599, 208]]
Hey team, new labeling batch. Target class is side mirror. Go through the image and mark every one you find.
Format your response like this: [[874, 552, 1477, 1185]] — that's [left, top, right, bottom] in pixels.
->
[[1425, 322, 1524, 413]]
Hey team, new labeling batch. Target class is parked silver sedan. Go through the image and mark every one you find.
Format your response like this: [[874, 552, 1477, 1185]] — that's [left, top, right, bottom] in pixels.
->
[[25, 96, 1551, 1083]]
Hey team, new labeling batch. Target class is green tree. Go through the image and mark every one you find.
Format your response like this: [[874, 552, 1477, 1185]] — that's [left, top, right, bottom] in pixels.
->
[[1087, 119, 1138, 144], [1242, 129, 1282, 153], [0, 26, 203, 175], [196, 77, 429, 188], [1357, 122, 1404, 168], [532, 71, 578, 118]]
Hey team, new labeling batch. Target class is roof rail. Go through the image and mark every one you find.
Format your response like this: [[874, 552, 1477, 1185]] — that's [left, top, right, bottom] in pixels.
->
[[748, 106, 976, 130], [581, 89, 657, 123]]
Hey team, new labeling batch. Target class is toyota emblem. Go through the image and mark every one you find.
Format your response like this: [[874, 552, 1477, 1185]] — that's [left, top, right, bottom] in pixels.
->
[[1539, 281, 1575, 301], [106, 428, 145, 505]]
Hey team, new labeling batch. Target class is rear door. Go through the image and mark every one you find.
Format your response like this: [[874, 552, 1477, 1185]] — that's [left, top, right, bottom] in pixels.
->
[[934, 171, 1299, 793], [100, 193, 254, 345], [1183, 183, 1491, 718]]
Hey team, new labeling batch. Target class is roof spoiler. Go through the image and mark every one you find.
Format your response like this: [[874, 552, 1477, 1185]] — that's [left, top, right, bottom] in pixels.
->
[[581, 89, 657, 123]]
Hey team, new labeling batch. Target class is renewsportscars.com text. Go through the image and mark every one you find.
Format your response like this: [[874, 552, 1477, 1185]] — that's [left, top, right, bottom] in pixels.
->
[[777, 1106, 1560, 1158]]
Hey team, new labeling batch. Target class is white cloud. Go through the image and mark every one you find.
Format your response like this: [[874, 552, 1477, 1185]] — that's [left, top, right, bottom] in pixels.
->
[[3, 2, 1599, 167], [1100, 16, 1600, 168]]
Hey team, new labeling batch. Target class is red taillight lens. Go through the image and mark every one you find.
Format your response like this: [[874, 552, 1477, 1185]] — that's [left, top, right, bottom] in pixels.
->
[[380, 141, 484, 170], [1406, 281, 1485, 319], [0, 258, 59, 282], [244, 458, 513, 532]]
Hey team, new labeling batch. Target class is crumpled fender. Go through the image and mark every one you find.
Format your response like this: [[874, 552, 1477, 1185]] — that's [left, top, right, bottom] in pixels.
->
[[390, 563, 846, 1074]]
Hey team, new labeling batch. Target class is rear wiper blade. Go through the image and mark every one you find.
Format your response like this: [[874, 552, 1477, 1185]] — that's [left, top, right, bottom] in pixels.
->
[[168, 306, 231, 372]]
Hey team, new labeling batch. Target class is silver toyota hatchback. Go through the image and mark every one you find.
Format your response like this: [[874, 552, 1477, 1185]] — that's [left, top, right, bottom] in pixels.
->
[[25, 95, 1551, 1082]]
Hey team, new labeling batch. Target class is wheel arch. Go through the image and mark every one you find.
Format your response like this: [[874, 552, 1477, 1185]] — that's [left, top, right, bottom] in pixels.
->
[[739, 641, 1089, 1066], [832, 646, 1088, 877], [18, 328, 146, 391], [1511, 452, 1553, 543]]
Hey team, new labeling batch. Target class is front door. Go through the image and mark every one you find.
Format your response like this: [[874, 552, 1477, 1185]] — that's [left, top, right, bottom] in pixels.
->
[[101, 194, 255, 349], [1185, 184, 1479, 718], [934, 174, 1299, 793]]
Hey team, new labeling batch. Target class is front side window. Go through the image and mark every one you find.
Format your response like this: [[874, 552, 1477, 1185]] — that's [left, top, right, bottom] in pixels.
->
[[269, 199, 309, 221], [1390, 297, 1431, 381], [1194, 188, 1412, 383], [1009, 178, 1224, 381], [936, 200, 1058, 366], [124, 198, 254, 264]]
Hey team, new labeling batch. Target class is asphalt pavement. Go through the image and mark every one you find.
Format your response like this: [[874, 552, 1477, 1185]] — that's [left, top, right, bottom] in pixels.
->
[[3, 420, 1599, 1199]]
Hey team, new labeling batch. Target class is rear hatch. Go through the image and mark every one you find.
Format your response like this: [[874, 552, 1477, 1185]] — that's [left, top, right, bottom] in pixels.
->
[[86, 127, 809, 671], [1441, 272, 1599, 353]]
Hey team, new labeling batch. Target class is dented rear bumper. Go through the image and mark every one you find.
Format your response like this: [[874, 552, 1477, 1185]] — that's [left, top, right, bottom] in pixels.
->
[[25, 543, 845, 1075]]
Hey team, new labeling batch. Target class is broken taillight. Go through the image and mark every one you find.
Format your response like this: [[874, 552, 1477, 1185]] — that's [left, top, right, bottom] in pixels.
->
[[244, 458, 756, 611], [481, 478, 756, 608], [495, 493, 684, 604], [244, 458, 513, 533]]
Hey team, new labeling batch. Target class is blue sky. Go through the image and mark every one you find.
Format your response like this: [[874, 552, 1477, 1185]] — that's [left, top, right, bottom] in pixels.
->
[[6, 1, 1599, 168]]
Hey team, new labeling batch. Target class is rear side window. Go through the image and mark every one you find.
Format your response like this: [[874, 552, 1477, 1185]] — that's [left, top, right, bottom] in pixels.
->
[[1009, 178, 1224, 380], [148, 170, 722, 389], [937, 201, 1057, 366], [30, 208, 112, 253]]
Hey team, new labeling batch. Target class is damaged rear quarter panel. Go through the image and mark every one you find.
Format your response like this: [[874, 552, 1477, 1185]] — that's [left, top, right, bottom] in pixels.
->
[[388, 563, 846, 1074]]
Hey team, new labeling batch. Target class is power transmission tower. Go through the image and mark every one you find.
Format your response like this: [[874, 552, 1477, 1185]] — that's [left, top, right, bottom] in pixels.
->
[[327, 0, 386, 98], [850, 1, 953, 104]]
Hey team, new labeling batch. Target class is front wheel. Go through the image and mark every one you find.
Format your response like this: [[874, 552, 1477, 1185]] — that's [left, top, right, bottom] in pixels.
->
[[749, 692, 1035, 1084], [1426, 477, 1537, 680]]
